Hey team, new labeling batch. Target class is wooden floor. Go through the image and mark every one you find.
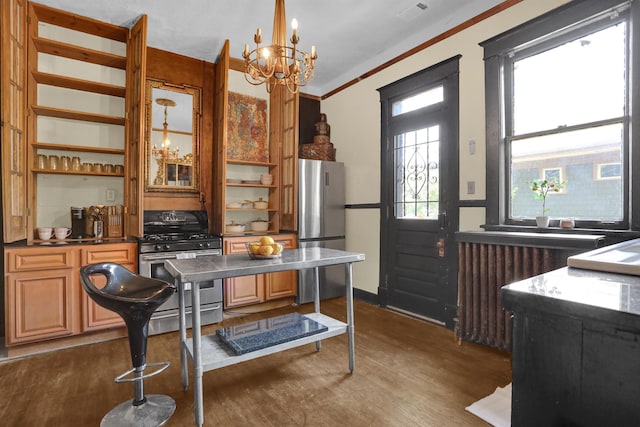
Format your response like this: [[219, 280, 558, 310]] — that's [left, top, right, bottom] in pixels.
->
[[0, 298, 511, 426]]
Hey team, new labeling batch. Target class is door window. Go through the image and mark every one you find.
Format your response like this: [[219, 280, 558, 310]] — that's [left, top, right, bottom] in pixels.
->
[[394, 125, 440, 219]]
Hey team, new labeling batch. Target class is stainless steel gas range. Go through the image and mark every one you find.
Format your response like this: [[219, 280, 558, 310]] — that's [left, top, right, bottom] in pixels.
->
[[138, 210, 223, 335]]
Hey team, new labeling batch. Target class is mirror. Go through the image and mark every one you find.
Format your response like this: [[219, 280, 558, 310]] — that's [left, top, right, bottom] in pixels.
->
[[145, 79, 200, 192]]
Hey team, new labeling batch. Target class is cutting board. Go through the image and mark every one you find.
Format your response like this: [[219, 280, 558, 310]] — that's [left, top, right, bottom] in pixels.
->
[[567, 238, 640, 276]]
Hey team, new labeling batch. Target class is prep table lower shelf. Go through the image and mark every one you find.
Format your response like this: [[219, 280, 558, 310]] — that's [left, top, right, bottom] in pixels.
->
[[182, 312, 347, 371]]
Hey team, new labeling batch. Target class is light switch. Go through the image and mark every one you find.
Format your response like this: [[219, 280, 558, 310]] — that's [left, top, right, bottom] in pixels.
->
[[106, 189, 116, 202], [469, 139, 476, 155], [467, 181, 475, 195]]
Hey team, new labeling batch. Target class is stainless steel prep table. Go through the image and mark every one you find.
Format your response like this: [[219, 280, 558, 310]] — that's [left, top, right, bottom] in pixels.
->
[[164, 247, 365, 426]]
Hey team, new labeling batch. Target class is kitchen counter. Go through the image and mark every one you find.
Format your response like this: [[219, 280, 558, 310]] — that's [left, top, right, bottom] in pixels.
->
[[4, 237, 137, 247], [502, 266, 640, 426]]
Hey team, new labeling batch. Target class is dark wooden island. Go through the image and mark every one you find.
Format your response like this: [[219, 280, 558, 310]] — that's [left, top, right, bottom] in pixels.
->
[[502, 263, 640, 426]]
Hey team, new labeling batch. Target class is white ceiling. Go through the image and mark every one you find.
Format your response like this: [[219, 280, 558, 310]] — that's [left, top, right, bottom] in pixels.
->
[[32, 0, 505, 97]]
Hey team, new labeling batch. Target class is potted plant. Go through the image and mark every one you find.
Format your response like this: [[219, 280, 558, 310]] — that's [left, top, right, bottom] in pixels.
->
[[529, 178, 564, 227]]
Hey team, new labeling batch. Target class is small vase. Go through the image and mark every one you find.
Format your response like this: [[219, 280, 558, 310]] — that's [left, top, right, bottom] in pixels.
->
[[536, 216, 550, 228]]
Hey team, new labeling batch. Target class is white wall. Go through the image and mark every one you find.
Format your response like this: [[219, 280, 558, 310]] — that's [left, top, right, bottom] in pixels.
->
[[322, 0, 569, 295]]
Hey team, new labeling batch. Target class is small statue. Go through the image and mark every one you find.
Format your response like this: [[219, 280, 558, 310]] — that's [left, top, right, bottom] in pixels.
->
[[313, 113, 331, 144]]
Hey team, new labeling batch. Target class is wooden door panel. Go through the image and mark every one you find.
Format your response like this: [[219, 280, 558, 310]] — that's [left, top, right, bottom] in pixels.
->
[[265, 270, 296, 300], [6, 270, 75, 345], [80, 262, 133, 331], [1, 0, 28, 243], [125, 14, 147, 237], [224, 275, 264, 308]]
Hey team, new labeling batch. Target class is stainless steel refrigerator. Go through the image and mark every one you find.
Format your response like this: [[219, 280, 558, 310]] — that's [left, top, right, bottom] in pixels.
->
[[297, 159, 346, 304]]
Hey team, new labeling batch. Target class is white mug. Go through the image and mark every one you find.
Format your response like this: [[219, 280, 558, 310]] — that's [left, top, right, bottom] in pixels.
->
[[37, 227, 53, 240], [54, 227, 72, 240]]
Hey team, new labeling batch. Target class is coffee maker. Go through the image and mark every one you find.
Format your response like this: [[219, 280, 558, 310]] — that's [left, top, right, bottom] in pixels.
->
[[70, 207, 85, 238]]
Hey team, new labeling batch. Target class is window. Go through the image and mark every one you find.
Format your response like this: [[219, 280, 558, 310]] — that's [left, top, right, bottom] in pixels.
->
[[392, 86, 444, 116], [597, 163, 622, 180], [483, 0, 640, 230], [394, 124, 440, 219]]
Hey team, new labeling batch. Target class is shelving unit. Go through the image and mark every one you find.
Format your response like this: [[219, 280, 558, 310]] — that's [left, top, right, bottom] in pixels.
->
[[25, 3, 135, 241], [223, 158, 280, 236]]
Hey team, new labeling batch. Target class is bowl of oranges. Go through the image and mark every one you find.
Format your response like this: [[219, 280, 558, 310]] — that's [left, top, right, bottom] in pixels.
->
[[246, 236, 284, 259]]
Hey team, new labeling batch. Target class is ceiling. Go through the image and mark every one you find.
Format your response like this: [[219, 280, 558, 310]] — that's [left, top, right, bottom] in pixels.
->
[[32, 0, 505, 97]]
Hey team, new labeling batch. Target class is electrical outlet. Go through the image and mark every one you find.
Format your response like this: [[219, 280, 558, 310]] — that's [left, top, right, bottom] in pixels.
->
[[106, 189, 116, 202], [469, 139, 476, 155], [467, 181, 475, 195]]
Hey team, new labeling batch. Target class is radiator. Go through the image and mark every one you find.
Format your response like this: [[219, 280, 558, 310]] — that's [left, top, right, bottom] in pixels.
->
[[456, 242, 566, 351]]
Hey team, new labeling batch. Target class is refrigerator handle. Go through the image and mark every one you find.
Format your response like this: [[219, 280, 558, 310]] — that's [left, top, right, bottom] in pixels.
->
[[325, 170, 329, 186]]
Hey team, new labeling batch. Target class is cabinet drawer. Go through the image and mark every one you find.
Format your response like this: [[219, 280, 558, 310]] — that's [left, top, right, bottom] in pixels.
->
[[6, 247, 75, 272], [82, 243, 137, 266]]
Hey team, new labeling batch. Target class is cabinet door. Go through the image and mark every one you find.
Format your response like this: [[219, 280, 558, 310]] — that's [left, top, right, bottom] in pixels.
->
[[224, 274, 265, 308], [1, 0, 28, 243], [125, 14, 147, 237], [6, 269, 77, 345], [265, 234, 297, 300], [80, 244, 136, 331], [265, 270, 297, 300], [212, 40, 229, 236], [81, 263, 133, 332]]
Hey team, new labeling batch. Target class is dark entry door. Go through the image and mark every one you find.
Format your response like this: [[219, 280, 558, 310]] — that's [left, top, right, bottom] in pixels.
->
[[378, 56, 459, 327]]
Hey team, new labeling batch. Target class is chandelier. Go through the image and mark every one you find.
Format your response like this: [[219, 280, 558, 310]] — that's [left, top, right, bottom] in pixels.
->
[[242, 0, 317, 94], [152, 98, 179, 160]]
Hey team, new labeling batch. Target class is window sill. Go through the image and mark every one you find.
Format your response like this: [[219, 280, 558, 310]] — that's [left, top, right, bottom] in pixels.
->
[[455, 224, 640, 251]]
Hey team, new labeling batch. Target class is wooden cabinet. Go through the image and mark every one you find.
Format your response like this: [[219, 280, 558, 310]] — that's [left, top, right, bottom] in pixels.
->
[[223, 234, 297, 308], [19, 3, 145, 242], [5, 247, 79, 344], [4, 242, 136, 346], [212, 46, 299, 237]]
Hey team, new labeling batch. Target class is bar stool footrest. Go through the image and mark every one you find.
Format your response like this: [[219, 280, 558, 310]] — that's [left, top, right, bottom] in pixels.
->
[[114, 361, 170, 384]]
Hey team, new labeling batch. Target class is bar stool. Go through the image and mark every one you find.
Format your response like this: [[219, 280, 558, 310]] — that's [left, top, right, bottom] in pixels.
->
[[80, 262, 177, 427]]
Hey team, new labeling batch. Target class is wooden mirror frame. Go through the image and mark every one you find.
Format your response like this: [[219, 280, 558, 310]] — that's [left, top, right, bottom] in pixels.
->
[[144, 79, 201, 192]]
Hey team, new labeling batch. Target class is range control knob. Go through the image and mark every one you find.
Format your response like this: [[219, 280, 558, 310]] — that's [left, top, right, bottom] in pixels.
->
[[164, 244, 171, 251], [154, 244, 164, 251], [198, 242, 204, 249]]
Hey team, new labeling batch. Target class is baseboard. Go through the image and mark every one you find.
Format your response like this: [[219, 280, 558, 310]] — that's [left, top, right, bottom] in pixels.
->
[[354, 288, 379, 305]]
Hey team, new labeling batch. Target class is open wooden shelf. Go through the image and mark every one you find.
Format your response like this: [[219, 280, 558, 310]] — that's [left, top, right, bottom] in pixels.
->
[[31, 37, 127, 69], [32, 105, 125, 126], [226, 159, 277, 167], [33, 142, 125, 155], [32, 168, 124, 177], [30, 2, 128, 42], [32, 71, 126, 98]]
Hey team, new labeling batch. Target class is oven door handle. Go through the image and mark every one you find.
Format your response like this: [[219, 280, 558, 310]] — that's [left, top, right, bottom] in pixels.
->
[[140, 253, 178, 261], [140, 250, 222, 261]]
